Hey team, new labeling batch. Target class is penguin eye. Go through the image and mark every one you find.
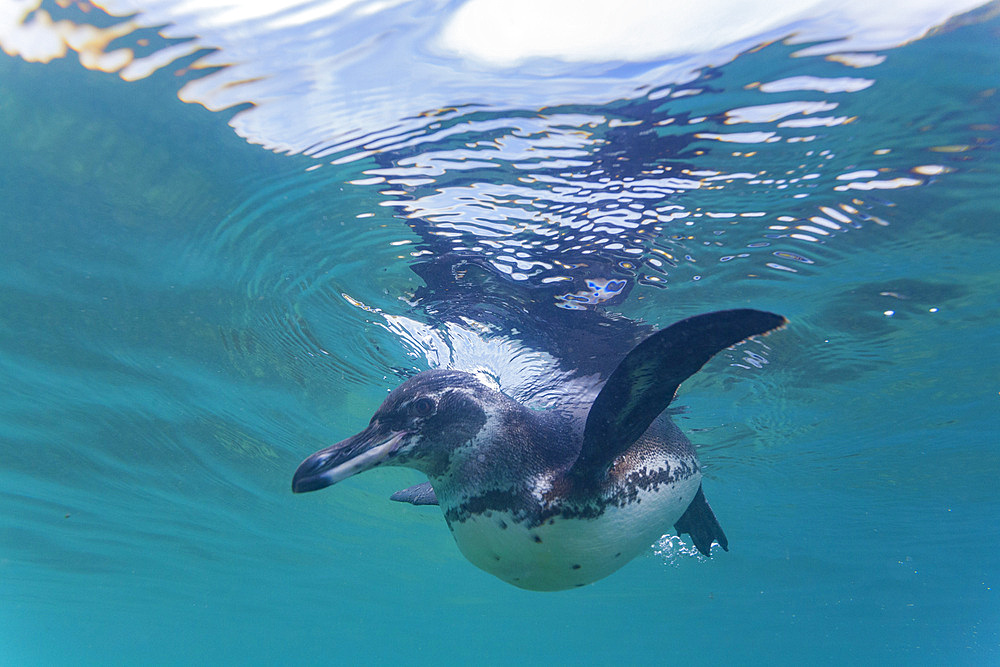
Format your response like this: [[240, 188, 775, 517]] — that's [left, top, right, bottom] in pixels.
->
[[409, 397, 436, 418]]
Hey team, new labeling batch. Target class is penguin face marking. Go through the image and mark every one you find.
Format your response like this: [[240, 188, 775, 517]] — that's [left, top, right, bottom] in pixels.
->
[[365, 370, 492, 477], [292, 369, 494, 493]]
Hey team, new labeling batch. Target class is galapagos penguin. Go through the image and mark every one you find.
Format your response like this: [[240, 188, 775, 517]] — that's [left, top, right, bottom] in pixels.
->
[[292, 309, 785, 591]]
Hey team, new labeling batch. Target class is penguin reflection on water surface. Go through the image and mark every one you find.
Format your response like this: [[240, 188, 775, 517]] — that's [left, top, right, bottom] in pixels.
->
[[293, 309, 786, 591]]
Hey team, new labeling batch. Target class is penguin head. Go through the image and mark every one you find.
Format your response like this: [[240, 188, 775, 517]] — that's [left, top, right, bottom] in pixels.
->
[[292, 369, 502, 493]]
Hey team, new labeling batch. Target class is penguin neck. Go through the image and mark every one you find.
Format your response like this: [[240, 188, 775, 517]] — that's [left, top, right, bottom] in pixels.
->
[[431, 398, 581, 502]]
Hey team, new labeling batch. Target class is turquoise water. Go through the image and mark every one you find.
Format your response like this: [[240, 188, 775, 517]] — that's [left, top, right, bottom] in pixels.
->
[[1, 2, 998, 663]]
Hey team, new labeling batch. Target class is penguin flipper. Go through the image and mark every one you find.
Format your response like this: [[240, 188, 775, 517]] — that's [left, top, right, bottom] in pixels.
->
[[390, 481, 439, 506], [674, 484, 728, 556], [572, 309, 786, 480]]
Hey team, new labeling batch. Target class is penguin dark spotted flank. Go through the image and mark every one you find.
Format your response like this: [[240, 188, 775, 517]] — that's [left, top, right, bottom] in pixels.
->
[[293, 309, 786, 591]]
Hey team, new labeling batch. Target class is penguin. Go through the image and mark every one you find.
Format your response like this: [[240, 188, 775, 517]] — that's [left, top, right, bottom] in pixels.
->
[[292, 308, 785, 591]]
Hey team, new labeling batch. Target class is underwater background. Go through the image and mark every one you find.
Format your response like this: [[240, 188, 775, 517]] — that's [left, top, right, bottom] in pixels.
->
[[1, 0, 997, 663]]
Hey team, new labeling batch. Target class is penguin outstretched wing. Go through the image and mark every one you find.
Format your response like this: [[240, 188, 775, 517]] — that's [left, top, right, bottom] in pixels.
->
[[570, 309, 786, 481]]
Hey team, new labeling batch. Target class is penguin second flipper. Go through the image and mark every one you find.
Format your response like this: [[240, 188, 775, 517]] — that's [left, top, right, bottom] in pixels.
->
[[571, 309, 786, 481], [390, 481, 439, 506], [673, 484, 728, 556]]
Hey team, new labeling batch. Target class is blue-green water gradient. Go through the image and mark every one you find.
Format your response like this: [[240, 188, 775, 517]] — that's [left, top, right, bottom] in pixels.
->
[[0, 12, 997, 665]]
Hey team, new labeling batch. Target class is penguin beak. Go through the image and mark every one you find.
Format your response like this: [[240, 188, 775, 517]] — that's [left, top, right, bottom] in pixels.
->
[[291, 426, 409, 494]]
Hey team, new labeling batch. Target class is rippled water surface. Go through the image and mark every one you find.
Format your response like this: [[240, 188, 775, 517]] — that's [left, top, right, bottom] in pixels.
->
[[1, 1, 998, 663]]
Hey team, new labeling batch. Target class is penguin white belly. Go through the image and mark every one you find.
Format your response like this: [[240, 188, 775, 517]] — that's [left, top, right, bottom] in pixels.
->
[[446, 472, 701, 591]]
